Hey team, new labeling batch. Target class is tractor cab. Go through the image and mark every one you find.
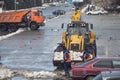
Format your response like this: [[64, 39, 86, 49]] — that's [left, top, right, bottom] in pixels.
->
[[66, 21, 89, 38]]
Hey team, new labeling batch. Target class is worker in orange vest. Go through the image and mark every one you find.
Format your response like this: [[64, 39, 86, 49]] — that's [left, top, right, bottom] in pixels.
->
[[84, 47, 93, 62], [63, 50, 71, 77]]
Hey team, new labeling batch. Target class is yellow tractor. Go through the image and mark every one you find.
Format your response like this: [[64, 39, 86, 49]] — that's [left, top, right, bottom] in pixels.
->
[[53, 21, 97, 67]]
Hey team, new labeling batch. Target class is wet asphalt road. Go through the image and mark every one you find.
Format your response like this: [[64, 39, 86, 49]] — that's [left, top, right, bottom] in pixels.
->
[[83, 14, 120, 57], [0, 5, 120, 80], [0, 5, 72, 71]]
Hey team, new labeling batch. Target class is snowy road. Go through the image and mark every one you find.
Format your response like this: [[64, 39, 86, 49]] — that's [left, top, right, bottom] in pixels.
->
[[0, 5, 120, 80]]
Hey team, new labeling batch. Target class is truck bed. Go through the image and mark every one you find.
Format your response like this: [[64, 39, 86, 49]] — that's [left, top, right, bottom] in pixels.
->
[[0, 11, 29, 23]]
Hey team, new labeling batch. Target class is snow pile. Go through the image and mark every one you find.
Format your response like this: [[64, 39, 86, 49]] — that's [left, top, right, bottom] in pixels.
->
[[0, 66, 14, 79], [0, 66, 57, 79], [23, 71, 57, 79], [0, 28, 25, 41]]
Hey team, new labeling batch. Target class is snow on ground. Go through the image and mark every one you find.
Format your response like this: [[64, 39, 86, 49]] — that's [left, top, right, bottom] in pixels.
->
[[23, 71, 57, 79], [0, 65, 58, 79], [0, 28, 25, 41], [0, 66, 14, 79]]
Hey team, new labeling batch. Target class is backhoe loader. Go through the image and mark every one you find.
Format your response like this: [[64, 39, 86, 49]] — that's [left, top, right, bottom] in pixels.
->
[[53, 21, 97, 67]]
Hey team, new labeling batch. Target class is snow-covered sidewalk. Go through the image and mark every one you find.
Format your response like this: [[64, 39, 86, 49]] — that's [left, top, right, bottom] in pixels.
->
[[0, 65, 58, 79]]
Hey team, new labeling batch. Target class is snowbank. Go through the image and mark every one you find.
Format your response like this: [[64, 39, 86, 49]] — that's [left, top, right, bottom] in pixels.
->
[[23, 71, 57, 79], [0, 28, 25, 41], [0, 66, 14, 79], [0, 66, 57, 79]]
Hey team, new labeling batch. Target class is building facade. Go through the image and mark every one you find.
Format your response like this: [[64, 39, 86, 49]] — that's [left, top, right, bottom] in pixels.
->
[[94, 0, 120, 8], [3, 0, 42, 10]]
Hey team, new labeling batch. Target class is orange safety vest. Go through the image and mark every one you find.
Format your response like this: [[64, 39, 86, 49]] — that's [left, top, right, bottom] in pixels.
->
[[84, 54, 93, 62], [64, 52, 71, 62]]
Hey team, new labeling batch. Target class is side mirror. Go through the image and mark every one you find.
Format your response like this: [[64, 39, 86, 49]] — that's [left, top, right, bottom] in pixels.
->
[[39, 10, 43, 16], [90, 24, 93, 29], [61, 23, 64, 29]]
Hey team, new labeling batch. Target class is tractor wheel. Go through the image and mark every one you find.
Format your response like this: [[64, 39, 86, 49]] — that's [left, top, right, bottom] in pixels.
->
[[0, 24, 8, 32], [94, 46, 97, 57], [9, 24, 18, 32], [30, 22, 39, 30], [91, 47, 96, 59], [92, 43, 97, 57]]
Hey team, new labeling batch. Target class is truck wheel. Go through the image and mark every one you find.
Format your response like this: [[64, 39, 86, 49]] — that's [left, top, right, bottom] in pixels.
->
[[0, 24, 8, 32], [30, 22, 39, 30], [9, 24, 18, 32]]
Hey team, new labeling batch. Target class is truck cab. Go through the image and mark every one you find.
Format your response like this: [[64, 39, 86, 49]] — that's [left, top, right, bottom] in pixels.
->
[[28, 10, 45, 30], [30, 10, 44, 26]]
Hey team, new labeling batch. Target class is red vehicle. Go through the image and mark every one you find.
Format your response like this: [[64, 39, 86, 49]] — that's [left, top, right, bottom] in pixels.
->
[[71, 57, 120, 80]]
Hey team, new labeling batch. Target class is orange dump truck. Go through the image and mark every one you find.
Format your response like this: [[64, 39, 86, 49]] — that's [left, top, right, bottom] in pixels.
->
[[0, 9, 45, 32]]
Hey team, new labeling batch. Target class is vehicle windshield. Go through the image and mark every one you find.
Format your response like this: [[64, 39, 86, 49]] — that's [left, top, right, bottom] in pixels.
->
[[67, 23, 87, 36], [34, 11, 43, 16], [67, 26, 79, 35]]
